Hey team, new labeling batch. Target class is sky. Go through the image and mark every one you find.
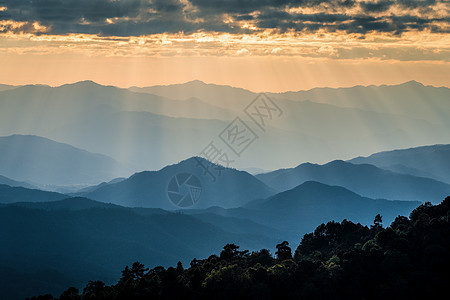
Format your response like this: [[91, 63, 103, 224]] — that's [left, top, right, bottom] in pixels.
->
[[0, 0, 448, 92]]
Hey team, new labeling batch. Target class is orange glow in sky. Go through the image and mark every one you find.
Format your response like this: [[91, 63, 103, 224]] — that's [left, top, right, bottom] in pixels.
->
[[0, 0, 448, 91]]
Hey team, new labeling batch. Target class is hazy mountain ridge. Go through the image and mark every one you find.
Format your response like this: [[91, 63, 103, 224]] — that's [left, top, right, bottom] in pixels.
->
[[50, 96, 450, 171], [269, 80, 450, 125], [129, 80, 256, 110], [185, 181, 420, 239], [256, 160, 450, 203], [1, 79, 448, 299], [349, 144, 450, 184], [0, 197, 279, 299], [0, 81, 234, 122], [0, 184, 67, 204], [131, 80, 450, 125], [0, 161, 431, 299], [0, 175, 36, 189], [0, 135, 132, 186], [80, 157, 276, 209], [38, 198, 450, 300], [3, 197, 123, 211], [0, 84, 19, 92], [1, 81, 449, 171], [0, 179, 423, 299]]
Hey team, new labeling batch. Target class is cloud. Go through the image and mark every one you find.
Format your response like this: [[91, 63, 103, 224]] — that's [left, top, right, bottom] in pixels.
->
[[0, 0, 447, 36], [271, 47, 282, 54], [360, 1, 394, 13], [236, 48, 249, 55]]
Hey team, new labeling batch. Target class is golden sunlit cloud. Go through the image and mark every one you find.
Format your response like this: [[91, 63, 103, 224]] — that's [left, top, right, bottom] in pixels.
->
[[0, 29, 448, 62]]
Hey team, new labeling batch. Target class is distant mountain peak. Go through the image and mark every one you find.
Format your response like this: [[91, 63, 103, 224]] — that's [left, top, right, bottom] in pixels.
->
[[322, 160, 380, 170], [127, 156, 233, 181], [293, 180, 329, 189], [176, 156, 229, 170], [184, 79, 207, 85], [249, 180, 365, 210], [182, 156, 207, 164], [59, 80, 105, 88], [82, 155, 275, 209], [401, 80, 424, 87], [324, 160, 347, 166], [290, 180, 355, 195]]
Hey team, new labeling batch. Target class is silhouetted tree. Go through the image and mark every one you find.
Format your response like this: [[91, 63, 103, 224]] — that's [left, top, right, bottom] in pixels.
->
[[371, 214, 383, 229], [176, 261, 184, 274], [275, 241, 292, 261], [83, 281, 106, 300], [59, 287, 80, 300], [220, 243, 248, 260]]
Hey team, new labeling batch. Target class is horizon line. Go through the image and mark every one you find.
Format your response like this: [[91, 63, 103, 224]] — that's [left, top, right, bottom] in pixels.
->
[[1, 79, 448, 94]]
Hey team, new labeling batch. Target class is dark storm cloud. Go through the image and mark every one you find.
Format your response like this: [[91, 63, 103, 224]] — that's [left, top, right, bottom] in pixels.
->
[[397, 0, 437, 9], [188, 0, 357, 14], [0, 0, 146, 22], [0, 0, 448, 35], [359, 0, 439, 13], [360, 1, 394, 13]]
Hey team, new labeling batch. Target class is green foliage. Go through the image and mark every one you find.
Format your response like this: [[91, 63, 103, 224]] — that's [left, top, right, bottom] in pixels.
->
[[33, 197, 450, 300]]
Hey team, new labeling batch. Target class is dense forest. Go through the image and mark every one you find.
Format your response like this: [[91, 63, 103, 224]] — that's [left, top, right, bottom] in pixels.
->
[[28, 197, 450, 300]]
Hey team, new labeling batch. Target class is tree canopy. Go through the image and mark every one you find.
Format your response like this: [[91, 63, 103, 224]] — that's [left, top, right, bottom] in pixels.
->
[[27, 197, 450, 300]]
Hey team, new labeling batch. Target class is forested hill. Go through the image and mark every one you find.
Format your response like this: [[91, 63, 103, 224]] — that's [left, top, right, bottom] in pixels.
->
[[28, 197, 450, 300]]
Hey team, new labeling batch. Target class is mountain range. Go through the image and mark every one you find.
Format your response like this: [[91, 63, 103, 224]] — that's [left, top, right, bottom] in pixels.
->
[[1, 80, 448, 170], [0, 175, 36, 189], [131, 80, 450, 127], [0, 184, 67, 204], [0, 145, 441, 300], [77, 157, 276, 209], [349, 144, 450, 184], [256, 159, 450, 203], [129, 80, 256, 110], [243, 181, 419, 234], [268, 80, 450, 125], [0, 133, 447, 205], [0, 199, 277, 300], [0, 178, 422, 299], [1, 79, 449, 299], [0, 135, 131, 186], [0, 84, 18, 92]]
